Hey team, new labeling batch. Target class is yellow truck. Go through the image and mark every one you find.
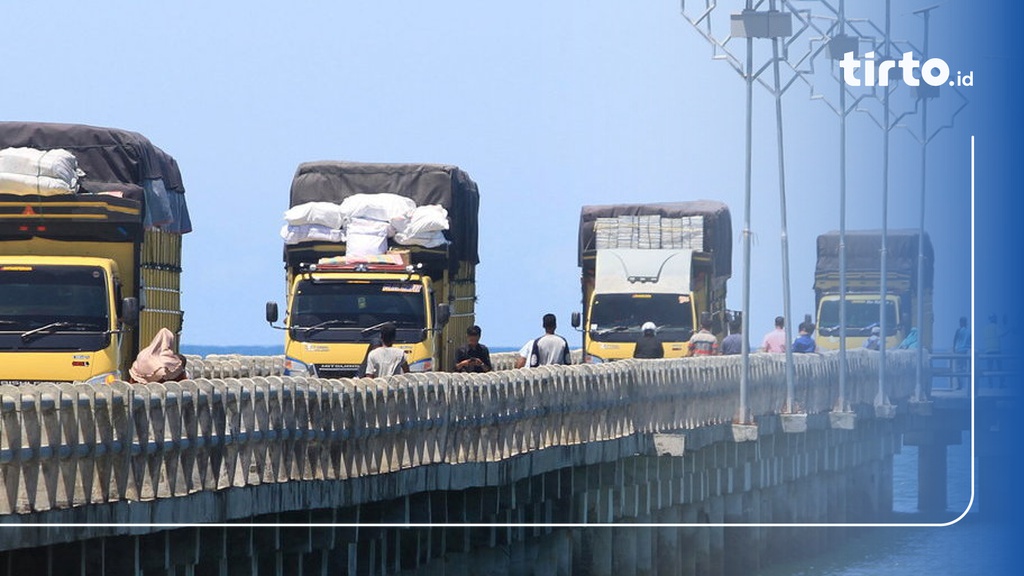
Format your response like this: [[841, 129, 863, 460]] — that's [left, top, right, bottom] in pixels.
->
[[266, 161, 479, 377], [0, 122, 190, 385], [814, 230, 933, 350], [571, 201, 732, 362]]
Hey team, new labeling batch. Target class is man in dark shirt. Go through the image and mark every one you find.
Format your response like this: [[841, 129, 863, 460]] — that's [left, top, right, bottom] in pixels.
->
[[721, 317, 744, 355], [792, 321, 817, 353], [633, 321, 664, 359], [455, 325, 492, 372]]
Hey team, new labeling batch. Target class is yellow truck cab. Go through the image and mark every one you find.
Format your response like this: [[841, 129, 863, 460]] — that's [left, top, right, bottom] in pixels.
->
[[0, 122, 190, 385], [267, 161, 479, 378], [814, 230, 933, 351], [572, 202, 732, 362]]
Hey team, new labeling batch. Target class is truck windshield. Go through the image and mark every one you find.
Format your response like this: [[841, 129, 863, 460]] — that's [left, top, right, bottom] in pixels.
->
[[290, 279, 427, 343], [589, 293, 693, 341], [0, 264, 110, 351], [818, 299, 898, 337]]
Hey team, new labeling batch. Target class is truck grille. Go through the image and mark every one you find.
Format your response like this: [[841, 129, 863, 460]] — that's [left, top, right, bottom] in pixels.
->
[[312, 364, 360, 379]]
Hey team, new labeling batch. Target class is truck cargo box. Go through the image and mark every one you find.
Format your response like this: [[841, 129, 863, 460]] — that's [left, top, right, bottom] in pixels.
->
[[815, 230, 933, 290], [0, 121, 191, 233], [578, 201, 731, 278], [289, 161, 479, 269]]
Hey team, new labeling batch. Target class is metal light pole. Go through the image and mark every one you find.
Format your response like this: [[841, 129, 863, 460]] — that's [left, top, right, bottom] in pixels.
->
[[876, 0, 892, 414], [915, 5, 932, 403], [770, 0, 797, 412], [900, 4, 967, 402], [681, 1, 799, 423], [741, 0, 755, 424], [836, 0, 849, 413]]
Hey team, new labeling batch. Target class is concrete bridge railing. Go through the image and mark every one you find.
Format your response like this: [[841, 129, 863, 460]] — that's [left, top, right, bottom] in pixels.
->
[[0, 350, 917, 518]]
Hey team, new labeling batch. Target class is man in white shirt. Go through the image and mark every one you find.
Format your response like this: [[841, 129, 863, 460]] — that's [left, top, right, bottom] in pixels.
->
[[515, 313, 571, 368], [364, 322, 409, 377]]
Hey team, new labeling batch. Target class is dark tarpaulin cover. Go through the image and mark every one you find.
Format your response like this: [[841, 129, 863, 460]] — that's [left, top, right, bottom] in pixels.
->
[[289, 161, 480, 265], [0, 121, 191, 234], [816, 230, 934, 289], [578, 200, 732, 277]]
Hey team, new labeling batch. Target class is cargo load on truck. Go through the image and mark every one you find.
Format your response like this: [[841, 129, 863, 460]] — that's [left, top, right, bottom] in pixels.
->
[[268, 161, 479, 377], [574, 201, 732, 362], [0, 121, 191, 384], [814, 229, 933, 350]]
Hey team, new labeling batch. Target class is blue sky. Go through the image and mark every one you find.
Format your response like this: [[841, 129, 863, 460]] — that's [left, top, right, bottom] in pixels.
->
[[1, 1, 985, 349]]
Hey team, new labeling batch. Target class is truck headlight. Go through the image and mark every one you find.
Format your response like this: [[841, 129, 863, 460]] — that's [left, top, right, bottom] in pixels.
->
[[284, 357, 313, 376], [584, 354, 605, 364], [84, 372, 119, 386], [409, 358, 433, 372]]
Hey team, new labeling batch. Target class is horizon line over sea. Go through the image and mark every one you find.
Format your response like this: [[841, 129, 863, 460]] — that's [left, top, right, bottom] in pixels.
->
[[181, 344, 522, 357]]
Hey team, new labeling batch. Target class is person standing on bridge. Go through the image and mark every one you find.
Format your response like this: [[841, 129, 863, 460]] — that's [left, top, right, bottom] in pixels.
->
[[760, 316, 787, 353], [633, 321, 664, 358], [516, 313, 571, 368], [364, 322, 409, 377], [720, 316, 744, 355], [792, 321, 817, 354], [953, 316, 970, 390], [688, 317, 719, 356], [455, 325, 492, 372]]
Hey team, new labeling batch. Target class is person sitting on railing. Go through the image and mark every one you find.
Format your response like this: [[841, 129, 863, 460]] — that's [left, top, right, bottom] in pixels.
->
[[863, 326, 881, 351], [898, 327, 920, 350], [455, 325, 492, 372], [129, 327, 188, 383]]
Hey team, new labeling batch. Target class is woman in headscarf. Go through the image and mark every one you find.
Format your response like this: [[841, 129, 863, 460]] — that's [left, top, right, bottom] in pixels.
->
[[129, 327, 187, 383]]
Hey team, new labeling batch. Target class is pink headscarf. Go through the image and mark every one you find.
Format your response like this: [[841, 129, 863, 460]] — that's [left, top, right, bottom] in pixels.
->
[[129, 328, 185, 383]]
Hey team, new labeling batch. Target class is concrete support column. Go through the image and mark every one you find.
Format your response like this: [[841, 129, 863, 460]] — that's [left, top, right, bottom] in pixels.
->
[[611, 525, 637, 576], [708, 496, 725, 576], [918, 443, 948, 513], [679, 505, 698, 576], [655, 506, 682, 576], [590, 528, 613, 576]]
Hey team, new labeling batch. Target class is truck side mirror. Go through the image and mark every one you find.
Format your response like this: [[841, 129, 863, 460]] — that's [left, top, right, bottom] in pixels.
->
[[266, 301, 279, 324], [435, 303, 451, 327], [122, 297, 139, 326], [571, 311, 581, 329]]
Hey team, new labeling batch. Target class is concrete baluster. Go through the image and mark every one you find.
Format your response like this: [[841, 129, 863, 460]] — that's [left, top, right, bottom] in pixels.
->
[[32, 384, 62, 511], [306, 379, 329, 481], [191, 379, 217, 491], [349, 379, 370, 476], [220, 379, 244, 488], [146, 383, 172, 499], [176, 380, 199, 494], [236, 379, 258, 486], [292, 380, 312, 480], [0, 386, 22, 514], [69, 384, 96, 507], [160, 382, 186, 498], [278, 377, 300, 480], [332, 380, 355, 480], [107, 380, 142, 502]]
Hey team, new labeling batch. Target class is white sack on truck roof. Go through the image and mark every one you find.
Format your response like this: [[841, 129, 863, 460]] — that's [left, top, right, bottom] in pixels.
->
[[284, 201, 346, 229], [0, 147, 82, 195], [280, 223, 345, 245], [393, 204, 449, 248], [339, 193, 415, 225]]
